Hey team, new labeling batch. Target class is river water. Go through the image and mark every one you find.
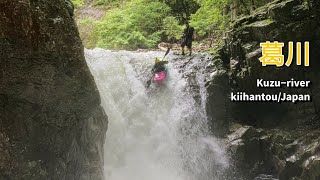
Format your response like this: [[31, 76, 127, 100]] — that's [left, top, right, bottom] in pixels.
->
[[85, 48, 229, 180]]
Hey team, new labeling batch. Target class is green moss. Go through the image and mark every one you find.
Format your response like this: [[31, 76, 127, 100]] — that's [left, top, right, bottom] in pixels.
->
[[71, 0, 84, 8], [246, 19, 274, 28], [78, 17, 99, 48], [93, 0, 121, 6]]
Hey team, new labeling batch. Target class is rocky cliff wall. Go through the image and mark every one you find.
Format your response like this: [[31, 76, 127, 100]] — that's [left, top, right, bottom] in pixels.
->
[[224, 0, 320, 128], [0, 0, 108, 179], [207, 0, 320, 132], [204, 0, 320, 179]]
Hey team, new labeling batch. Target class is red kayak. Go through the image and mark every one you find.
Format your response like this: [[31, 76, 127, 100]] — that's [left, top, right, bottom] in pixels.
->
[[153, 71, 167, 84]]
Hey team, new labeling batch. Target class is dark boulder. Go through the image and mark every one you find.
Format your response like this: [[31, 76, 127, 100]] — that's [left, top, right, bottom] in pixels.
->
[[0, 0, 108, 179], [226, 124, 320, 180]]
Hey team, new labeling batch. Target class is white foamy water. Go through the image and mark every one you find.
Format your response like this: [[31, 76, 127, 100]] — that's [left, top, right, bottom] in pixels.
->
[[85, 48, 229, 180]]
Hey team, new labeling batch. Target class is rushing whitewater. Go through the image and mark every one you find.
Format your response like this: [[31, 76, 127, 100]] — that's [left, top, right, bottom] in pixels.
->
[[85, 48, 229, 180]]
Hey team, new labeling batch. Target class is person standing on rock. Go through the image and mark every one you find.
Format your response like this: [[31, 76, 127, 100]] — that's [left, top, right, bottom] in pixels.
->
[[181, 22, 195, 56]]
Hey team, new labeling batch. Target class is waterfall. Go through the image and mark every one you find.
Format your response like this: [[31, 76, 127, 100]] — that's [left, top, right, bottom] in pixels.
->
[[85, 48, 229, 180]]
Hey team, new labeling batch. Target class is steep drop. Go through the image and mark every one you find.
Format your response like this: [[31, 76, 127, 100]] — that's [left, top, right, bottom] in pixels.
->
[[85, 48, 229, 180]]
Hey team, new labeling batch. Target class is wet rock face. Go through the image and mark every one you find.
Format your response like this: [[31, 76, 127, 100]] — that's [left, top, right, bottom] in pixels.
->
[[201, 0, 320, 179], [227, 124, 320, 180], [224, 0, 320, 128], [203, 0, 320, 131], [169, 54, 231, 136], [0, 0, 107, 179]]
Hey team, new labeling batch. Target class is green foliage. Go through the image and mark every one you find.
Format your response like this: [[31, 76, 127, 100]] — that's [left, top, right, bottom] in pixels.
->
[[79, 17, 95, 27], [77, 0, 266, 49], [190, 0, 228, 36], [78, 17, 99, 48], [93, 0, 121, 6], [94, 0, 170, 49], [162, 0, 200, 22], [163, 16, 185, 41], [71, 0, 84, 8]]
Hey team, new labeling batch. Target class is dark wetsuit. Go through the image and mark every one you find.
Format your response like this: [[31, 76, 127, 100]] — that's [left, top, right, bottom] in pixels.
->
[[181, 26, 194, 49], [152, 61, 168, 73]]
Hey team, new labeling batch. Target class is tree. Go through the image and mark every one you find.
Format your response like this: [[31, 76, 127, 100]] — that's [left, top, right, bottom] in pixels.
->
[[162, 0, 200, 23], [94, 0, 170, 49], [190, 0, 228, 36], [163, 16, 185, 41]]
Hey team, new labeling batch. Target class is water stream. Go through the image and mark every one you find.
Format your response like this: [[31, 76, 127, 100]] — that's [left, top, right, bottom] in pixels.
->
[[85, 48, 229, 180]]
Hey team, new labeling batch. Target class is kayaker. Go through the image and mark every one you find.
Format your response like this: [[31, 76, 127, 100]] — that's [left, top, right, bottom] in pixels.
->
[[151, 58, 168, 74], [146, 50, 170, 88]]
